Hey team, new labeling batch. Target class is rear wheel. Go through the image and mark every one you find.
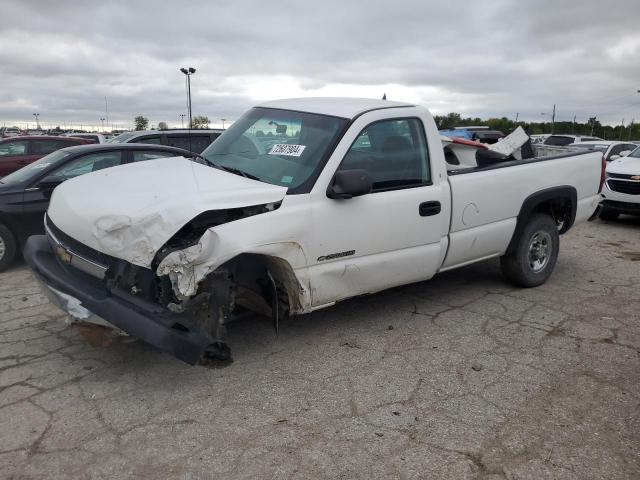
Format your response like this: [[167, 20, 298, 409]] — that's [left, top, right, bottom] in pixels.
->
[[0, 224, 17, 272], [599, 208, 619, 221], [500, 214, 559, 287]]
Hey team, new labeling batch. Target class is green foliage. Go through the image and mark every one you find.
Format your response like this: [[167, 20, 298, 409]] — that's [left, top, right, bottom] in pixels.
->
[[190, 115, 210, 129], [433, 112, 640, 140], [134, 116, 149, 131]]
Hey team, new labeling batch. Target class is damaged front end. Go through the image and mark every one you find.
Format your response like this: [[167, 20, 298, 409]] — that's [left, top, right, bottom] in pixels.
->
[[26, 202, 297, 365]]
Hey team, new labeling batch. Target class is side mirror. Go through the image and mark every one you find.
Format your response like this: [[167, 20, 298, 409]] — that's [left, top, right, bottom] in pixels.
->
[[609, 155, 620, 161], [327, 169, 372, 199], [37, 175, 63, 190]]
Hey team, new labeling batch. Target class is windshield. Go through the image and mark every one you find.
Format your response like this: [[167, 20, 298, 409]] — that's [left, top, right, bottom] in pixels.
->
[[627, 146, 640, 158], [201, 107, 347, 192], [0, 150, 72, 185], [107, 132, 136, 143]]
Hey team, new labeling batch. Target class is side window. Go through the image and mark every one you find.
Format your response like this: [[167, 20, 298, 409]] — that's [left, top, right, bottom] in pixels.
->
[[31, 140, 68, 155], [60, 139, 85, 148], [166, 134, 212, 153], [135, 136, 161, 145], [132, 150, 181, 162], [165, 135, 191, 150], [0, 140, 28, 156], [339, 118, 430, 191], [49, 151, 123, 181]]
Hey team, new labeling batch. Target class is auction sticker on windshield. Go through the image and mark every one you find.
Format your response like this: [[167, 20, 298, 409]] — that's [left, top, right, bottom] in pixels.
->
[[269, 144, 306, 157]]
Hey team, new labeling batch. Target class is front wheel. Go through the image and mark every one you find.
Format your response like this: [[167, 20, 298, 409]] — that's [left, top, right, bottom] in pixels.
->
[[0, 224, 17, 272], [500, 214, 559, 287]]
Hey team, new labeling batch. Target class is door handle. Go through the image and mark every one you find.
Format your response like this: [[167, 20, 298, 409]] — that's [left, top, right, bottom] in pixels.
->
[[419, 201, 441, 217]]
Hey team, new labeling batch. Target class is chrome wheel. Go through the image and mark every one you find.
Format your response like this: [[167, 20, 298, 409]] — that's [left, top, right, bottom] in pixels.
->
[[0, 236, 5, 260], [528, 231, 552, 273]]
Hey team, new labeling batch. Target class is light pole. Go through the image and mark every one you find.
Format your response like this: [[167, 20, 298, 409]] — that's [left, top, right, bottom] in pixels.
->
[[100, 117, 105, 132], [540, 104, 556, 134], [179, 67, 196, 128], [33, 113, 40, 130], [220, 118, 226, 129], [179, 114, 186, 128]]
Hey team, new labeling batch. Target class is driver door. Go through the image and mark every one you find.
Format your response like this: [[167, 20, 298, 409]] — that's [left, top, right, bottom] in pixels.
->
[[308, 114, 450, 307]]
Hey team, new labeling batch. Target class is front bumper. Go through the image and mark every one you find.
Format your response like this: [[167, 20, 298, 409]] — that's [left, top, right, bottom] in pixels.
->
[[601, 199, 640, 216], [23, 235, 210, 364]]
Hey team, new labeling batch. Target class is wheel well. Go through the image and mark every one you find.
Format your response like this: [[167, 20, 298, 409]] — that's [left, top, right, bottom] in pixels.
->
[[214, 253, 304, 316], [532, 197, 574, 232], [506, 186, 577, 254]]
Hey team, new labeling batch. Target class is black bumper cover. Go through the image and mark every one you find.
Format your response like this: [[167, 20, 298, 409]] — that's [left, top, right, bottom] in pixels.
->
[[23, 235, 210, 364], [601, 199, 640, 215]]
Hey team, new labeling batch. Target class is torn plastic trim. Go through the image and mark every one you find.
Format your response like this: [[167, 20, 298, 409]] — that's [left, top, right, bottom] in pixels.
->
[[152, 201, 282, 270]]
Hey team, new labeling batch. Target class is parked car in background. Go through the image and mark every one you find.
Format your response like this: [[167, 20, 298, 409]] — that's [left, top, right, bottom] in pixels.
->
[[530, 134, 551, 144], [61, 133, 106, 144], [544, 134, 602, 146], [0, 127, 21, 138], [600, 147, 640, 220], [107, 129, 223, 153], [0, 136, 90, 177], [0, 143, 194, 270], [571, 141, 637, 162]]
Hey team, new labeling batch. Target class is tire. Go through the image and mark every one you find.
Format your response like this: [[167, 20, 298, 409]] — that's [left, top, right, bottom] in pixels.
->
[[0, 224, 17, 273], [500, 214, 559, 288], [599, 208, 619, 221]]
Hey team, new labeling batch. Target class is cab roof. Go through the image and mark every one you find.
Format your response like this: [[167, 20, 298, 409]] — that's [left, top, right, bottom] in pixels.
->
[[257, 97, 415, 119]]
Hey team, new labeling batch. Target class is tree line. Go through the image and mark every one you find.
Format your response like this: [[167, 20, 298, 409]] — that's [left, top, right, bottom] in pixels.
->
[[434, 112, 640, 140], [133, 115, 211, 130]]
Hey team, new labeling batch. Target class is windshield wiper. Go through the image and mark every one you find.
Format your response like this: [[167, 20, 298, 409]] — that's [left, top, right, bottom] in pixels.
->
[[198, 155, 260, 180], [217, 165, 261, 181]]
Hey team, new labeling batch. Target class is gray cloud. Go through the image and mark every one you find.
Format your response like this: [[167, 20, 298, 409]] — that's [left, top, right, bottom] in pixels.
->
[[1, 0, 639, 129]]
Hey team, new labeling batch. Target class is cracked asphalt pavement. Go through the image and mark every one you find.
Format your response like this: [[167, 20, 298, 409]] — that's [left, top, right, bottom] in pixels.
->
[[1, 217, 640, 479]]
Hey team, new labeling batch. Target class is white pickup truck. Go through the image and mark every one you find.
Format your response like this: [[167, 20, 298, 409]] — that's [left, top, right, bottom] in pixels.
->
[[24, 98, 604, 364]]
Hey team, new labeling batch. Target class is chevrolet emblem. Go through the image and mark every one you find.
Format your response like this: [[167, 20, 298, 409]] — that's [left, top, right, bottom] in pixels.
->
[[56, 245, 72, 264], [631, 175, 640, 181]]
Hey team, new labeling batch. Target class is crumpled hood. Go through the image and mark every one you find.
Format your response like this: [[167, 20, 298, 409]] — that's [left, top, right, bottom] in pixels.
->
[[607, 156, 640, 176], [47, 157, 287, 267]]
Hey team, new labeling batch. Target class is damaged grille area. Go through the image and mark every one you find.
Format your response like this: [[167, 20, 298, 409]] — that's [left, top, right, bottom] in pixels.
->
[[46, 215, 176, 307], [46, 215, 118, 270]]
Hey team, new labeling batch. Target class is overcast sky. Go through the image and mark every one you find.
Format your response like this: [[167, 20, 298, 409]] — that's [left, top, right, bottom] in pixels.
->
[[2, 0, 640, 130]]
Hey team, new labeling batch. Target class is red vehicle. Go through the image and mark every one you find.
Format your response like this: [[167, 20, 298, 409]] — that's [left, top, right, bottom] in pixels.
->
[[0, 136, 90, 177]]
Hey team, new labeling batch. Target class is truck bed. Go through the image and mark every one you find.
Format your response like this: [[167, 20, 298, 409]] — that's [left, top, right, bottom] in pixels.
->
[[440, 148, 602, 271]]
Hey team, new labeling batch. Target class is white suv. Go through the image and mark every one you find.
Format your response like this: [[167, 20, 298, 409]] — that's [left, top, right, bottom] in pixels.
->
[[600, 146, 640, 220], [572, 141, 637, 162]]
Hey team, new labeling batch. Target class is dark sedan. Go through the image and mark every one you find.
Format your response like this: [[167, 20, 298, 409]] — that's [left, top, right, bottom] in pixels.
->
[[0, 143, 194, 270]]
